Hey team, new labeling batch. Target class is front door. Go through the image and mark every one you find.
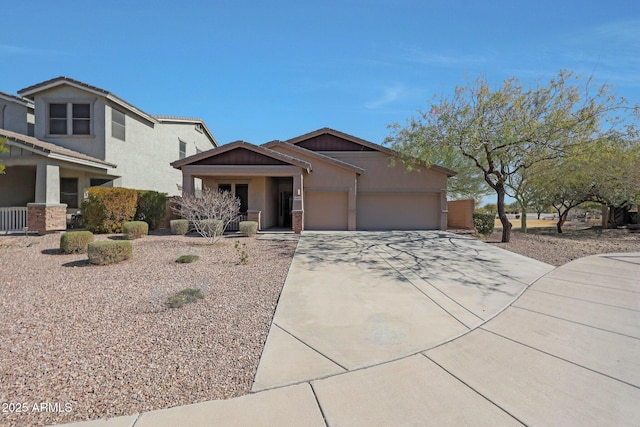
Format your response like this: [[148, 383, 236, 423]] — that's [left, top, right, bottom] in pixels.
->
[[278, 191, 293, 228]]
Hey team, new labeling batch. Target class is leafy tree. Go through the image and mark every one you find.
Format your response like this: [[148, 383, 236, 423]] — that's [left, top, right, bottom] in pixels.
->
[[386, 70, 638, 242], [0, 137, 7, 174], [527, 136, 640, 232]]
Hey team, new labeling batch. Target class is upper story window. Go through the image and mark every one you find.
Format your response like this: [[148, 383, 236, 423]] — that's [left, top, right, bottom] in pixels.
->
[[112, 109, 126, 141], [49, 102, 91, 136], [179, 140, 187, 159]]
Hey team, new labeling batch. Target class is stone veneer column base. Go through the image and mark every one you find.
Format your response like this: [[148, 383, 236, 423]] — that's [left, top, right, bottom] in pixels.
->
[[27, 203, 67, 234], [247, 210, 262, 230], [292, 210, 303, 234]]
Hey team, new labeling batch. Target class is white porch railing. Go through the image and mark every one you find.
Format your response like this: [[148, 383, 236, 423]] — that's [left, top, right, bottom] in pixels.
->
[[0, 207, 28, 232]]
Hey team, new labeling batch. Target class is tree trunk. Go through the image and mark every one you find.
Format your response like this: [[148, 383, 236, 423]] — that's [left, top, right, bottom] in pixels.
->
[[601, 204, 609, 229], [496, 185, 512, 242], [556, 210, 567, 234], [518, 200, 528, 233]]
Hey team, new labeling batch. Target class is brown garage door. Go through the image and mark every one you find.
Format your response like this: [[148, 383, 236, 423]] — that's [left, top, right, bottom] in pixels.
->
[[304, 191, 349, 230], [357, 193, 440, 230]]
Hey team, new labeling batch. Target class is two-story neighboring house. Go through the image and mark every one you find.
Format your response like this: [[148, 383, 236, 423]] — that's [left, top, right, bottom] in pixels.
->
[[0, 76, 218, 233]]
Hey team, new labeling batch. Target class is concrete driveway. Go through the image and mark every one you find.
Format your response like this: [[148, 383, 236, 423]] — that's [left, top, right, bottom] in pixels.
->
[[60, 231, 640, 427], [252, 231, 554, 391]]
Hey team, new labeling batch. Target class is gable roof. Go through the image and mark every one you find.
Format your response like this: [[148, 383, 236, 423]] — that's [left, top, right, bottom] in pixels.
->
[[171, 140, 311, 172], [153, 115, 218, 147], [263, 140, 365, 175], [0, 90, 34, 108], [0, 128, 117, 169], [18, 76, 158, 125], [286, 127, 456, 177]]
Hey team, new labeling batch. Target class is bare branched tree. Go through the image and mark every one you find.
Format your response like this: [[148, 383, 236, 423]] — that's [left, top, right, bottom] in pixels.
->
[[171, 187, 241, 244]]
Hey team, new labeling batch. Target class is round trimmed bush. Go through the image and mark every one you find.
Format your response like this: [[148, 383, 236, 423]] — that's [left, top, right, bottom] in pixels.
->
[[87, 240, 133, 265], [170, 219, 189, 235], [239, 221, 258, 237], [473, 212, 496, 235], [60, 231, 94, 254], [123, 221, 148, 239]]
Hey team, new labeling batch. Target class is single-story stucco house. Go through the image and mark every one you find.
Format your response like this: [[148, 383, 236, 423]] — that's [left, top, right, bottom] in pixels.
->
[[171, 128, 456, 233]]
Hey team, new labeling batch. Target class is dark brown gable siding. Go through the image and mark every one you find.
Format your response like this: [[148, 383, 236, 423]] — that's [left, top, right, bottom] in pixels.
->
[[192, 148, 289, 166], [296, 134, 375, 152]]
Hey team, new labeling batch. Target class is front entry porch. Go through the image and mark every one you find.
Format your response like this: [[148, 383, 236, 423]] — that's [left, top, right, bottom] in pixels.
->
[[171, 141, 311, 234]]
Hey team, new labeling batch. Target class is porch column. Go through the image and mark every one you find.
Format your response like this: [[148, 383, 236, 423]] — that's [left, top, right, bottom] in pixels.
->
[[35, 162, 61, 204], [29, 162, 66, 233], [182, 172, 195, 196], [292, 173, 304, 233], [348, 178, 357, 230]]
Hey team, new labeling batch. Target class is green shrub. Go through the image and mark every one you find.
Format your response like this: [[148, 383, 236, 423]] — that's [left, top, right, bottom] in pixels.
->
[[170, 219, 190, 235], [60, 231, 94, 254], [135, 190, 167, 230], [87, 240, 133, 265], [176, 254, 199, 263], [234, 240, 248, 264], [200, 219, 223, 236], [164, 288, 204, 309], [239, 221, 258, 237], [473, 212, 496, 235], [123, 221, 148, 239], [82, 187, 138, 233]]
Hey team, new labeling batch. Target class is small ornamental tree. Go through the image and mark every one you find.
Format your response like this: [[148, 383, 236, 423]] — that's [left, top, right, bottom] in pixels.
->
[[171, 187, 241, 244]]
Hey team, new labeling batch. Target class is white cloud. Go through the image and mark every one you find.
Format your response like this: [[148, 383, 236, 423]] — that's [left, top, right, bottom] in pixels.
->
[[364, 83, 406, 109]]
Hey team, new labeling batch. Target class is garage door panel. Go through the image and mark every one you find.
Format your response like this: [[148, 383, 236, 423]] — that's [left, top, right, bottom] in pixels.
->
[[305, 191, 348, 230], [357, 193, 440, 230]]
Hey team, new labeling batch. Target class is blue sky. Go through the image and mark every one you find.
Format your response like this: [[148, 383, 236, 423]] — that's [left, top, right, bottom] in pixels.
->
[[2, 0, 639, 148]]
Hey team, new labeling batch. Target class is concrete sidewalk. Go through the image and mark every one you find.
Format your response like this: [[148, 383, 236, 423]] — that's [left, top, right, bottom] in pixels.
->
[[57, 233, 640, 427]]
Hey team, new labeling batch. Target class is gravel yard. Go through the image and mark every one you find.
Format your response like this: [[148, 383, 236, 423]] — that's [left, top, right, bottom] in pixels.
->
[[480, 225, 640, 266], [0, 232, 297, 427], [1, 226, 638, 426]]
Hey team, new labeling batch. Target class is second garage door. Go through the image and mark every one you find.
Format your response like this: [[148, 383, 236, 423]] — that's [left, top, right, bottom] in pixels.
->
[[356, 193, 440, 230], [304, 191, 349, 230]]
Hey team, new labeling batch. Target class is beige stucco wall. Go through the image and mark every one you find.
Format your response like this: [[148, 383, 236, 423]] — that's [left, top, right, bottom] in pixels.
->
[[32, 85, 106, 159], [201, 176, 274, 228], [28, 85, 216, 196], [326, 151, 448, 191], [0, 100, 32, 135], [319, 151, 448, 230], [106, 113, 214, 195]]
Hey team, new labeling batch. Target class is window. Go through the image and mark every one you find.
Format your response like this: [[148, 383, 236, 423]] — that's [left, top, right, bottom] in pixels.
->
[[111, 109, 126, 141], [60, 178, 79, 208], [49, 103, 67, 134], [49, 103, 91, 135], [235, 184, 248, 212], [179, 140, 187, 159], [218, 184, 248, 212]]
